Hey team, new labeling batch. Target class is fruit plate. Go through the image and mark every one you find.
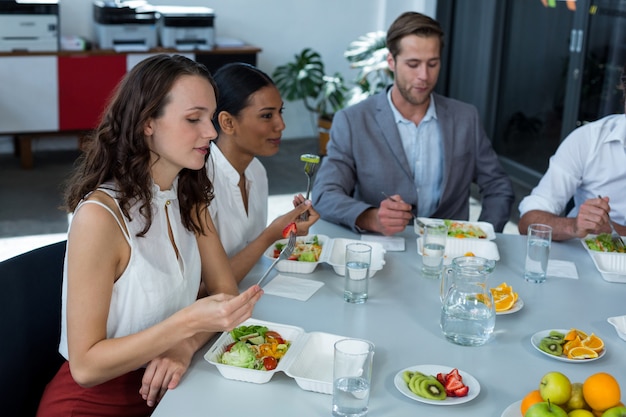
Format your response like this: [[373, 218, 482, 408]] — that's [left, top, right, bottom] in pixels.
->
[[393, 364, 480, 405], [500, 400, 522, 417], [496, 296, 524, 315], [415, 218, 496, 240], [530, 329, 606, 363]]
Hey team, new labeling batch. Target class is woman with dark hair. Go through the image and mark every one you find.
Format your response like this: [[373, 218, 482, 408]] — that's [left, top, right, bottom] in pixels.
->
[[208, 62, 319, 282], [37, 54, 262, 416]]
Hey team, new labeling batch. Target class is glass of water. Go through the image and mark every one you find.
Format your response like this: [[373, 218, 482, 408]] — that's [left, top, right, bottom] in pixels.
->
[[421, 220, 448, 279], [332, 338, 375, 417], [344, 243, 371, 303], [524, 223, 552, 283]]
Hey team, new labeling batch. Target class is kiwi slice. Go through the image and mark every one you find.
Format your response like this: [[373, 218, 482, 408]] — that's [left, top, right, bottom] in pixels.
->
[[417, 376, 447, 400], [539, 338, 564, 356], [408, 373, 429, 395]]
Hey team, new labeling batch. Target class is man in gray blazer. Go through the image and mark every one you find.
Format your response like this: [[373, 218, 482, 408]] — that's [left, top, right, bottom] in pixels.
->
[[312, 12, 514, 235]]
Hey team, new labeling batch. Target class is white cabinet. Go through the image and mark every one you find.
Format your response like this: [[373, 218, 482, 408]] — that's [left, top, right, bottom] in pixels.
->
[[0, 56, 58, 134]]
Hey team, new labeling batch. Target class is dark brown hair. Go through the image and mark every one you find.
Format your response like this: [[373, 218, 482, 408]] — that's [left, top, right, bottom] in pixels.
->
[[386, 12, 445, 58], [64, 54, 217, 236]]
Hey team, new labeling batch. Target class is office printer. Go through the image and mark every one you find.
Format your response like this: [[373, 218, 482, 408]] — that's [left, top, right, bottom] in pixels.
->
[[0, 0, 59, 52], [93, 0, 158, 52], [154, 5, 215, 51]]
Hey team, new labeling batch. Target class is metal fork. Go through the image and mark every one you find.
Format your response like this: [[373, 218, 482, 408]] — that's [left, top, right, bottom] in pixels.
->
[[598, 195, 625, 250], [298, 154, 320, 221], [256, 232, 297, 286]]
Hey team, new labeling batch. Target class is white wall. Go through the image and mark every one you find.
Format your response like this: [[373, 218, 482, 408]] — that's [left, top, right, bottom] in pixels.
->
[[57, 0, 436, 139]]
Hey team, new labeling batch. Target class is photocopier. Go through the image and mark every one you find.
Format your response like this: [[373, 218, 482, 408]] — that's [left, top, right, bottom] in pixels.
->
[[93, 0, 158, 52], [0, 0, 59, 52], [154, 5, 215, 51]]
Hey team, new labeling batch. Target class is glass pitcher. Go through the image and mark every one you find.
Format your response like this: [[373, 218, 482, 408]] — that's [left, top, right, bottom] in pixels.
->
[[440, 256, 496, 346]]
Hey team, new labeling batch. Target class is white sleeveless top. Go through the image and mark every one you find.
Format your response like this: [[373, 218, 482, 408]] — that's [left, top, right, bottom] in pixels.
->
[[59, 179, 201, 359]]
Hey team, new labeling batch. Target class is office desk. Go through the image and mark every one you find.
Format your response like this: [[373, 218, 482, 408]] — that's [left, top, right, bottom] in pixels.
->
[[153, 221, 626, 417]]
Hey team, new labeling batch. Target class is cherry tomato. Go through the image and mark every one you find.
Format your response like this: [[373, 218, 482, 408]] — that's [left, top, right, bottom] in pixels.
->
[[263, 356, 278, 370], [265, 331, 285, 344], [273, 249, 281, 258], [224, 342, 236, 352]]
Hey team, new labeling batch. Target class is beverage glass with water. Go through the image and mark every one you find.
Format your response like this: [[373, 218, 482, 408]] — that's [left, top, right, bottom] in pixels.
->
[[524, 224, 552, 283], [344, 243, 371, 303], [421, 220, 448, 279], [332, 338, 375, 417]]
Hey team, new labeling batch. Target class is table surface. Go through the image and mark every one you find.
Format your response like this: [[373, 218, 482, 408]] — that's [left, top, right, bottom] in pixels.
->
[[152, 220, 626, 417]]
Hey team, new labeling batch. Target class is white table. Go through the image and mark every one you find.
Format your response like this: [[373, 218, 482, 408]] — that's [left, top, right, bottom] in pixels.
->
[[152, 220, 626, 417]]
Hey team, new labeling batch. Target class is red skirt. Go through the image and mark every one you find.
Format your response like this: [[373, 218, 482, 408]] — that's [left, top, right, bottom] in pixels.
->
[[37, 361, 153, 417]]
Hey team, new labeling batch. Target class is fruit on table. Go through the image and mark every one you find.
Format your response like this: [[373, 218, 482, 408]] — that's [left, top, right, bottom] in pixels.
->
[[565, 383, 590, 412], [540, 372, 572, 405], [520, 372, 623, 417], [538, 329, 605, 360], [525, 401, 568, 417], [522, 390, 545, 415], [403, 368, 469, 400], [568, 410, 595, 417], [583, 372, 621, 412], [490, 282, 519, 312], [601, 406, 626, 417]]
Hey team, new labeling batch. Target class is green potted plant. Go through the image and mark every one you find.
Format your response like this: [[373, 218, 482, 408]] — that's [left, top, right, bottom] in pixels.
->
[[273, 31, 392, 155]]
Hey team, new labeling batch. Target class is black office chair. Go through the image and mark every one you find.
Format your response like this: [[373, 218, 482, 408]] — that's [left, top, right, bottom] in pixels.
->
[[0, 241, 66, 417]]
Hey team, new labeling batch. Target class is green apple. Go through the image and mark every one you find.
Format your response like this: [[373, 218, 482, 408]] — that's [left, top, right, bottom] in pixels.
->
[[568, 409, 595, 417], [525, 401, 568, 417], [540, 372, 572, 405], [602, 406, 626, 417], [565, 383, 590, 411]]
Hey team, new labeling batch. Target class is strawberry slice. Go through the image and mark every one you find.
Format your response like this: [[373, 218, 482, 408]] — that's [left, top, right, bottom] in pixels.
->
[[436, 373, 446, 385], [282, 222, 297, 238], [444, 377, 464, 393], [447, 368, 462, 382], [453, 385, 469, 397]]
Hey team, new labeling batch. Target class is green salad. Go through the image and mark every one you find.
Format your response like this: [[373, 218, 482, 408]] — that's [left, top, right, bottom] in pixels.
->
[[585, 233, 626, 253]]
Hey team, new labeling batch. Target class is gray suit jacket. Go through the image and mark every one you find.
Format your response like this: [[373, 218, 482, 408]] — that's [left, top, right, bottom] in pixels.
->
[[311, 90, 514, 232]]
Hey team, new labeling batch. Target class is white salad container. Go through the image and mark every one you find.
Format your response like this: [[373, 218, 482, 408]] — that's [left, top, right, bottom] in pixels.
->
[[204, 318, 347, 394], [414, 218, 496, 240], [417, 236, 500, 265], [263, 234, 386, 277], [581, 235, 626, 283]]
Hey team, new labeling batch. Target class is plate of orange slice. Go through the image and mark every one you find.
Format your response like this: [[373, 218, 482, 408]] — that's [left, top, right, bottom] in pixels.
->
[[490, 283, 523, 315], [531, 328, 605, 363]]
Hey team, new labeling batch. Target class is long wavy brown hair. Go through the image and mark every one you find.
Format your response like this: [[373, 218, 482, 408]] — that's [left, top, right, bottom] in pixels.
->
[[64, 54, 217, 236]]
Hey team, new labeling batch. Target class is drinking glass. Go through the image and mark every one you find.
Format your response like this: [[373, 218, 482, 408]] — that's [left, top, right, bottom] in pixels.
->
[[332, 338, 375, 417], [421, 220, 448, 279], [344, 243, 371, 303], [524, 223, 552, 283]]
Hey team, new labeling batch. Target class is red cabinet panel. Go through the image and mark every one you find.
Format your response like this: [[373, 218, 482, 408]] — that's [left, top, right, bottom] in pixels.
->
[[57, 54, 126, 131]]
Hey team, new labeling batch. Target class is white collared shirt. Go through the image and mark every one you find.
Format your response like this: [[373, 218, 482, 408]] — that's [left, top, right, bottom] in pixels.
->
[[519, 114, 626, 224], [387, 89, 443, 217], [207, 142, 268, 256]]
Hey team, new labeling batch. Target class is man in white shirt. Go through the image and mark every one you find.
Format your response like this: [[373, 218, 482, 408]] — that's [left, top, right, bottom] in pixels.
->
[[518, 66, 626, 241]]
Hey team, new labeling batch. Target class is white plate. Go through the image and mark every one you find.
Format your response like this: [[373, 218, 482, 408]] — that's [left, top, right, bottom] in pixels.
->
[[501, 400, 522, 417], [530, 329, 606, 363], [415, 218, 496, 240], [417, 237, 500, 265], [394, 364, 480, 405], [497, 296, 524, 315]]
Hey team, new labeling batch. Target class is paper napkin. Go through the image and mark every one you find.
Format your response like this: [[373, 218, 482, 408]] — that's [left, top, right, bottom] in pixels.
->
[[262, 274, 325, 301], [360, 234, 405, 251], [547, 260, 579, 279]]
